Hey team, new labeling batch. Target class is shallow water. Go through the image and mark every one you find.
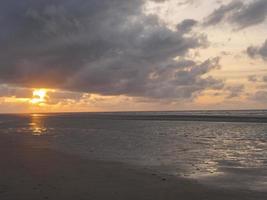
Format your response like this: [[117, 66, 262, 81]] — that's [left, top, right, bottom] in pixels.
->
[[0, 111, 267, 191]]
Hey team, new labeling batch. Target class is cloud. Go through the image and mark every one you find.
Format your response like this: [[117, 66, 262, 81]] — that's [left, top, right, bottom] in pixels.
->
[[204, 1, 243, 26], [0, 0, 222, 100], [204, 0, 267, 29], [176, 19, 198, 33], [251, 90, 267, 103], [247, 75, 258, 82], [225, 84, 244, 98], [247, 39, 267, 61], [177, 0, 198, 6], [0, 85, 32, 98], [46, 90, 84, 104], [248, 75, 267, 104], [149, 0, 197, 5]]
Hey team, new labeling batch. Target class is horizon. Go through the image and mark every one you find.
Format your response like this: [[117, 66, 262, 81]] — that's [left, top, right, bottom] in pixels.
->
[[1, 109, 267, 115]]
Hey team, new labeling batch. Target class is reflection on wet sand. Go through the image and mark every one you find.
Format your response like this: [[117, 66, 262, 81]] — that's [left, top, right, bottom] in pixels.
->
[[29, 114, 47, 136], [1, 112, 265, 192]]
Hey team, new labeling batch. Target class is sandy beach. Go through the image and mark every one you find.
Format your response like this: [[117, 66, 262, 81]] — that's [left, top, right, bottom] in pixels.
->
[[0, 133, 266, 200]]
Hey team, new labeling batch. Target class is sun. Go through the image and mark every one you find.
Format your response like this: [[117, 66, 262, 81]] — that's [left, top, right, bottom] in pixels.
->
[[30, 89, 48, 104]]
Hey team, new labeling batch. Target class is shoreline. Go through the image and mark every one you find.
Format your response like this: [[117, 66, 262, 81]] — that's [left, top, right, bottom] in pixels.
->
[[0, 134, 266, 200]]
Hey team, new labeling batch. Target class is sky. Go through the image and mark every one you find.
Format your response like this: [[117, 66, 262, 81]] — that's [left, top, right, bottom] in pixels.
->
[[0, 0, 267, 113]]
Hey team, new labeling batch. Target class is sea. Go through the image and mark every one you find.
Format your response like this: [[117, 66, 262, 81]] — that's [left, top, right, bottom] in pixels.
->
[[0, 110, 267, 191]]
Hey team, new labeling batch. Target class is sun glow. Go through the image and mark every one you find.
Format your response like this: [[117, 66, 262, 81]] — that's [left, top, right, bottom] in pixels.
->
[[30, 89, 48, 104]]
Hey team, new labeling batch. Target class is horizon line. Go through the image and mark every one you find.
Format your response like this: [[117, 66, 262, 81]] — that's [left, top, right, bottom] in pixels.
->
[[1, 109, 267, 115]]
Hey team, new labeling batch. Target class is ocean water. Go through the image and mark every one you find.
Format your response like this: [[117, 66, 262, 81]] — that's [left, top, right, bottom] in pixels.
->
[[0, 110, 267, 191]]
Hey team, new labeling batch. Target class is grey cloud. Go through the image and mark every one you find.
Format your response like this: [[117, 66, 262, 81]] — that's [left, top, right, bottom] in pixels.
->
[[204, 1, 243, 26], [0, 85, 32, 98], [48, 90, 84, 100], [149, 0, 166, 2], [226, 84, 244, 98], [251, 90, 267, 103], [204, 0, 267, 29], [176, 19, 198, 33], [0, 0, 222, 100], [149, 0, 197, 5], [46, 90, 85, 104], [177, 0, 198, 6], [248, 75, 258, 82], [220, 51, 231, 56], [247, 40, 267, 60]]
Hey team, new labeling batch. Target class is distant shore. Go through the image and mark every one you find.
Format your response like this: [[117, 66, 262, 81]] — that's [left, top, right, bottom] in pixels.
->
[[0, 133, 266, 200], [2, 111, 267, 124], [82, 114, 267, 123]]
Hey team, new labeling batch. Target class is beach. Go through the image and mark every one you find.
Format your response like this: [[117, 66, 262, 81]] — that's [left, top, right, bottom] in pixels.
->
[[1, 0, 267, 198], [0, 133, 266, 200]]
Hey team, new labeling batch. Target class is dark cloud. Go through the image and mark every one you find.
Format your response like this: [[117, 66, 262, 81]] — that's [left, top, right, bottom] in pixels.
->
[[247, 40, 267, 61], [0, 0, 222, 100], [204, 0, 267, 29], [176, 19, 198, 33]]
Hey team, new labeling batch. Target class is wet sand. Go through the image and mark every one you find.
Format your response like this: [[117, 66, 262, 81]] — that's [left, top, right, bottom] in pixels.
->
[[0, 134, 266, 200]]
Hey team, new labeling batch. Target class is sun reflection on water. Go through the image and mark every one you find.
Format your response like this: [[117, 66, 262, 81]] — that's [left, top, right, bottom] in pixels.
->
[[29, 114, 47, 136]]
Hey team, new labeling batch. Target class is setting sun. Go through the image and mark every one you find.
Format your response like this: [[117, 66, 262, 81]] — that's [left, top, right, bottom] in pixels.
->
[[30, 89, 48, 104]]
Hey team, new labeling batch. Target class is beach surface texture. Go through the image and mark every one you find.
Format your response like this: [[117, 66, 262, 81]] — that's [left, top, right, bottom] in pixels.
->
[[0, 133, 266, 200]]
